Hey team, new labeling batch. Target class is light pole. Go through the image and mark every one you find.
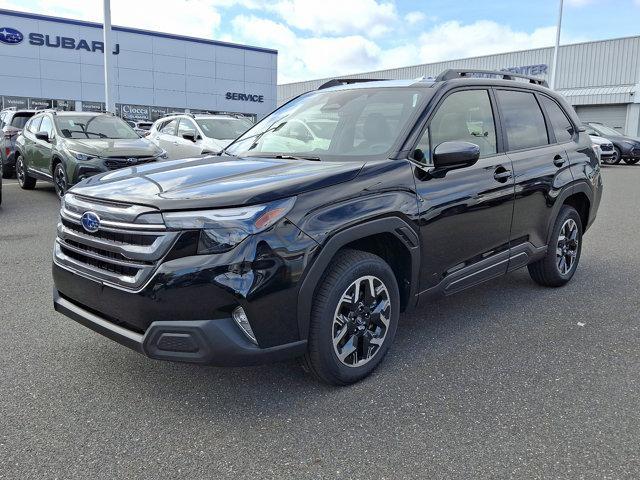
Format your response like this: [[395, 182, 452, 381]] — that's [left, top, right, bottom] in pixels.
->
[[102, 0, 115, 113], [550, 0, 563, 90]]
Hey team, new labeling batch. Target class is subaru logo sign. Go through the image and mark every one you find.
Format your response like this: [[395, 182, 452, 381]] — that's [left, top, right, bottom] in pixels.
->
[[0, 27, 23, 45], [81, 212, 101, 233], [127, 158, 138, 165]]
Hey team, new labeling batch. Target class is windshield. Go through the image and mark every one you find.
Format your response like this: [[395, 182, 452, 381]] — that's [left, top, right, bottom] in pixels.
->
[[225, 87, 425, 159], [590, 123, 621, 137], [196, 117, 252, 140], [55, 115, 140, 139]]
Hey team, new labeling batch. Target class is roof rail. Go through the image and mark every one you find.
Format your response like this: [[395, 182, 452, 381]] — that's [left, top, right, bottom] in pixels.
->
[[162, 111, 194, 118], [317, 78, 387, 90], [435, 69, 548, 87]]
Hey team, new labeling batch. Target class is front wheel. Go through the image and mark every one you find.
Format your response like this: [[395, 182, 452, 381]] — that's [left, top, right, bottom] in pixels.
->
[[53, 163, 68, 198], [623, 157, 639, 165], [528, 206, 583, 287], [303, 249, 400, 385], [16, 155, 36, 190]]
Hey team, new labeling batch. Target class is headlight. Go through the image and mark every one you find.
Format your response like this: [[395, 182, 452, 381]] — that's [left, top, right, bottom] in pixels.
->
[[163, 197, 296, 254], [67, 149, 97, 161]]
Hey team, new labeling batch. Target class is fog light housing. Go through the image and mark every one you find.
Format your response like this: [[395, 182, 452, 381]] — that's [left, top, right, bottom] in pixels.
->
[[232, 306, 257, 345]]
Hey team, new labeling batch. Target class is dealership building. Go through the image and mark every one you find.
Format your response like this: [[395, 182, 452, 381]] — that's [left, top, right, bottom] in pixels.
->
[[278, 35, 640, 137], [0, 8, 277, 122]]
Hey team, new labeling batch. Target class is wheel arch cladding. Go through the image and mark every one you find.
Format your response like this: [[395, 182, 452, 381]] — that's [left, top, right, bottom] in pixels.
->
[[50, 155, 63, 174], [297, 217, 420, 340], [563, 191, 590, 232]]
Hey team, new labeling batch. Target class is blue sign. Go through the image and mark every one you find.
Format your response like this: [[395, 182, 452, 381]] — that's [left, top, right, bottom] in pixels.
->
[[0, 27, 24, 45], [81, 212, 101, 233]]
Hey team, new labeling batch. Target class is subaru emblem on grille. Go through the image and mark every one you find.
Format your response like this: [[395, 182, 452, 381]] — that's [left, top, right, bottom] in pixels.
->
[[81, 212, 101, 233], [127, 158, 137, 164]]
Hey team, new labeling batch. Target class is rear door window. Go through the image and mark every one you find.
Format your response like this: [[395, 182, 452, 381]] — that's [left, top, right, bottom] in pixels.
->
[[497, 90, 548, 151], [540, 96, 574, 143]]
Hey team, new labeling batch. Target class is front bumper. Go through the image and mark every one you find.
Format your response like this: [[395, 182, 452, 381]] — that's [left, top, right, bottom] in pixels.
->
[[53, 288, 307, 366]]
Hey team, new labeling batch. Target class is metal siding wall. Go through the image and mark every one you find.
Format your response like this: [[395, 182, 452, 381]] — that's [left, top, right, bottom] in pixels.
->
[[278, 36, 640, 105], [575, 105, 628, 131]]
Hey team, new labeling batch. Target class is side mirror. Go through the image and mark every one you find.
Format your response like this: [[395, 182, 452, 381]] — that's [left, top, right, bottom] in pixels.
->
[[432, 141, 480, 169], [182, 131, 197, 142], [35, 131, 50, 142]]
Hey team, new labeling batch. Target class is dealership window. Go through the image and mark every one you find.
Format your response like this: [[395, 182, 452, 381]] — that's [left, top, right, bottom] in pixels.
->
[[417, 89, 497, 162], [497, 90, 548, 150], [540, 96, 574, 143]]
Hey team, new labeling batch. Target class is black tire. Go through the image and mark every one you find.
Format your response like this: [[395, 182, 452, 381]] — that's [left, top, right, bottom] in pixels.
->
[[53, 162, 68, 199], [528, 206, 583, 287], [16, 155, 36, 190], [303, 249, 400, 385], [623, 157, 639, 165], [611, 147, 622, 165], [1, 156, 13, 179]]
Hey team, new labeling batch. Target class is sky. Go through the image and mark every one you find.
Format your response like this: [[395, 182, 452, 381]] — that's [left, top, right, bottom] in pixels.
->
[[1, 0, 639, 84]]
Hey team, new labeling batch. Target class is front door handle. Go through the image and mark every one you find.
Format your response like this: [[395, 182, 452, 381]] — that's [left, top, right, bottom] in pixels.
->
[[493, 167, 512, 183], [553, 154, 567, 167]]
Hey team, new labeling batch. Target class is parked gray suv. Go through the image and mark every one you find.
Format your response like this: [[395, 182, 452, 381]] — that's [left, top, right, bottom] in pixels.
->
[[0, 108, 37, 178]]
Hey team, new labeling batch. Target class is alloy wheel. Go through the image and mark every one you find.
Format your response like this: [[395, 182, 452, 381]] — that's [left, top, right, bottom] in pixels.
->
[[556, 218, 579, 275], [54, 165, 66, 198], [332, 275, 391, 367], [16, 158, 25, 186]]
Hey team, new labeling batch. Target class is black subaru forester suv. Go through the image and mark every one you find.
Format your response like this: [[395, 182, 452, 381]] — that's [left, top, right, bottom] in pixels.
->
[[52, 70, 602, 385]]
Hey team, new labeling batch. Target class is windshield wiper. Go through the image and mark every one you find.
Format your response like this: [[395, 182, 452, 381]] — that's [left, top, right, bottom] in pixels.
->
[[261, 154, 321, 161]]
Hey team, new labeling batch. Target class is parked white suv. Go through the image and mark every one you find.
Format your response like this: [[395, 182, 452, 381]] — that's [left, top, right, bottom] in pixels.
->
[[148, 113, 253, 160]]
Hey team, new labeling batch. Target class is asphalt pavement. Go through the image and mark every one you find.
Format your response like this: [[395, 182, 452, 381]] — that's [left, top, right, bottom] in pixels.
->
[[1, 166, 639, 479]]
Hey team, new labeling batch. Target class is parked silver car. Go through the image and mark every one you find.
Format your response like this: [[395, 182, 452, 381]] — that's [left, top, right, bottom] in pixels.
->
[[148, 113, 253, 160]]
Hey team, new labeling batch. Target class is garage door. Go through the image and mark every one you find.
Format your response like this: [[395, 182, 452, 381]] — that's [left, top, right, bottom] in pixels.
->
[[575, 105, 627, 133]]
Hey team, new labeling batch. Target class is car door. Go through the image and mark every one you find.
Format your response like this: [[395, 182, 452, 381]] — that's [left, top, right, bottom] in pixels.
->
[[495, 89, 574, 258], [23, 115, 42, 172], [175, 118, 203, 159], [154, 118, 178, 158], [413, 88, 515, 294], [33, 114, 55, 176]]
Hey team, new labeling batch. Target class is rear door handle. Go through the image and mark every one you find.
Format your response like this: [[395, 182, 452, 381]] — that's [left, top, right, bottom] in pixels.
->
[[493, 167, 512, 183], [553, 154, 567, 167]]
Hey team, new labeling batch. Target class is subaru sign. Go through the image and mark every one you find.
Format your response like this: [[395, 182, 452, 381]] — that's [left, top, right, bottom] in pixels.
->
[[80, 212, 101, 233], [0, 27, 23, 45]]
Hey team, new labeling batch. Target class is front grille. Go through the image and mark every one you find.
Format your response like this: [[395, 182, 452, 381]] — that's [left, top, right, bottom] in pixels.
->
[[61, 217, 157, 246], [600, 144, 613, 152], [55, 194, 179, 290], [104, 156, 157, 170]]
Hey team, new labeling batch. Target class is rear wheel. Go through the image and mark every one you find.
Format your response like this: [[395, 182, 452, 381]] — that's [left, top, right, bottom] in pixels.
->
[[303, 250, 400, 385], [1, 156, 13, 179], [528, 206, 583, 287], [623, 157, 639, 165], [16, 155, 36, 190]]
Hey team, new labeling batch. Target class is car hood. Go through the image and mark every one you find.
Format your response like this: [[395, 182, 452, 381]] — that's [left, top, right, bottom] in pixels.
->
[[70, 155, 365, 210], [602, 134, 640, 145], [590, 135, 611, 146], [63, 138, 161, 157]]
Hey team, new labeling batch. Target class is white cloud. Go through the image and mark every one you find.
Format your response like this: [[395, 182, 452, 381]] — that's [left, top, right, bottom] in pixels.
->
[[416, 21, 560, 64], [231, 15, 380, 83], [268, 0, 398, 37], [0, 0, 223, 38], [404, 11, 426, 25]]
